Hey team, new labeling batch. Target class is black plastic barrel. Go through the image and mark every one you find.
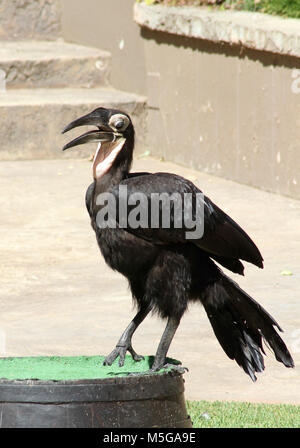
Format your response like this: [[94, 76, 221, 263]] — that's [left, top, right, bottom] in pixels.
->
[[0, 371, 192, 428]]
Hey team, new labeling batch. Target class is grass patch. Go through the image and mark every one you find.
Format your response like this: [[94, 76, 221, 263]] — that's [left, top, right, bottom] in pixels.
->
[[140, 0, 300, 19], [187, 400, 300, 428]]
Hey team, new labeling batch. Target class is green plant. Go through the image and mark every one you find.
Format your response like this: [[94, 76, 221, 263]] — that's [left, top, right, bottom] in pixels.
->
[[262, 0, 300, 18], [137, 0, 300, 18]]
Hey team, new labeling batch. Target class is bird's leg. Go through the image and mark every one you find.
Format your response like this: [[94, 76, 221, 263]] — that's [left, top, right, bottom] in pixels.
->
[[151, 316, 181, 371], [103, 306, 151, 367]]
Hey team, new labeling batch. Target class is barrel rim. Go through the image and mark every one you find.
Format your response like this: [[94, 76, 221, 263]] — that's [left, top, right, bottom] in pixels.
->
[[0, 368, 182, 385], [0, 370, 186, 403]]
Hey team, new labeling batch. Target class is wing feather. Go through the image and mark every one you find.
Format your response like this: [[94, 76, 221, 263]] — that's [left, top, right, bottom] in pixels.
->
[[108, 172, 263, 269]]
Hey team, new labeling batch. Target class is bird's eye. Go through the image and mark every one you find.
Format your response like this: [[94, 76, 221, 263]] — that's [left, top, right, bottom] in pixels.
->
[[115, 119, 125, 130], [109, 114, 129, 132]]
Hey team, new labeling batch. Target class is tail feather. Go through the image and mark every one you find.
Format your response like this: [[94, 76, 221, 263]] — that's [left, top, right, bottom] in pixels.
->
[[202, 274, 294, 381]]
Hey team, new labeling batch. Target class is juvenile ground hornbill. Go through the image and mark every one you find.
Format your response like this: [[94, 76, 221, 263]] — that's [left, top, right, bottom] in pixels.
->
[[62, 107, 294, 380]]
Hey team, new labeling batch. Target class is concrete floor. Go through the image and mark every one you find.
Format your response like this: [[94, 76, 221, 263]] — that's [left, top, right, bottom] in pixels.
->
[[0, 156, 299, 404]]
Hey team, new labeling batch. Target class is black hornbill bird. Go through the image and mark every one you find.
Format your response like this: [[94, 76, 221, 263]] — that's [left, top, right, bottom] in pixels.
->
[[62, 107, 294, 380]]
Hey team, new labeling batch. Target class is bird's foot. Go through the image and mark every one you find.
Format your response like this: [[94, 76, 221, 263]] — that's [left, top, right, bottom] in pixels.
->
[[127, 364, 188, 377], [150, 359, 188, 375], [163, 363, 189, 375], [103, 343, 144, 367]]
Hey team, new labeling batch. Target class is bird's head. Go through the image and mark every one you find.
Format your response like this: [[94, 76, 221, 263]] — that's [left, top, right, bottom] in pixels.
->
[[62, 107, 134, 179]]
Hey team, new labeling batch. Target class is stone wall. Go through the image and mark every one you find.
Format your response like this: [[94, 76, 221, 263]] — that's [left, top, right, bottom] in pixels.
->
[[0, 0, 62, 40], [134, 3, 300, 199], [61, 0, 146, 96]]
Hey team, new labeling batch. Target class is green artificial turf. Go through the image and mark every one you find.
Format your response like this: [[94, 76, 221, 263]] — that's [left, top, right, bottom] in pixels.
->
[[0, 355, 180, 381], [187, 400, 300, 428]]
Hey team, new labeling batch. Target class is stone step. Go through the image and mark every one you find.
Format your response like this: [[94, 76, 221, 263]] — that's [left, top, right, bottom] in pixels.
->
[[0, 41, 111, 89], [0, 0, 61, 41], [0, 87, 147, 160]]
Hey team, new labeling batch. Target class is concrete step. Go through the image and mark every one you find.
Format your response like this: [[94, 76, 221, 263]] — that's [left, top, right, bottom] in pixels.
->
[[0, 0, 61, 41], [0, 87, 147, 160], [0, 41, 111, 89]]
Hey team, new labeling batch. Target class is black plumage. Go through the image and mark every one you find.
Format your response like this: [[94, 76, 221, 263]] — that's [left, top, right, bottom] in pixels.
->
[[62, 107, 294, 380]]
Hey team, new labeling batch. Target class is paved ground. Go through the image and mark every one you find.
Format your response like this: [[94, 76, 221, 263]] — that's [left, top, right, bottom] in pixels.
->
[[0, 157, 299, 404]]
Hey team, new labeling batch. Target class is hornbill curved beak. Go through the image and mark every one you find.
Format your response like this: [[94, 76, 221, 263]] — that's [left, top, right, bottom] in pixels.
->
[[62, 110, 121, 151]]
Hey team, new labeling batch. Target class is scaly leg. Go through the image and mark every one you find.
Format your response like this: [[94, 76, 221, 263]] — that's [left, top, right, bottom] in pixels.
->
[[151, 316, 181, 371], [103, 305, 152, 367]]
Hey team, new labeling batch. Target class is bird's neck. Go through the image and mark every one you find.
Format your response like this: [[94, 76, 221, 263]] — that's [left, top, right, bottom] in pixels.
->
[[93, 137, 133, 195]]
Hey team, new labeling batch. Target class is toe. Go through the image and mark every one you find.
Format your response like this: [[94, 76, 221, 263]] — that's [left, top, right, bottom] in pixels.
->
[[103, 359, 111, 366], [129, 347, 144, 362], [118, 351, 126, 367], [103, 349, 119, 366]]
